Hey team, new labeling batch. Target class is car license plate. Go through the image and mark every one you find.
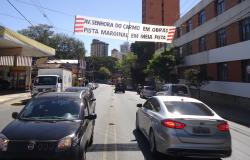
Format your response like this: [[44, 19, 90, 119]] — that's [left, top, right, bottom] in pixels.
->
[[192, 127, 210, 134]]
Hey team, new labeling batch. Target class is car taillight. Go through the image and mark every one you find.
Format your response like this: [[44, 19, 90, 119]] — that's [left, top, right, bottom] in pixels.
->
[[217, 122, 229, 132], [161, 119, 186, 129]]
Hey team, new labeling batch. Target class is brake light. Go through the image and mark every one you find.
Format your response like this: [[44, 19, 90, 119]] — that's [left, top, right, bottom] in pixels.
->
[[217, 122, 229, 132], [161, 119, 186, 129]]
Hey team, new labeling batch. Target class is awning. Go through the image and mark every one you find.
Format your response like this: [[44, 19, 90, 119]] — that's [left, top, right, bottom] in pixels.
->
[[0, 56, 14, 66], [0, 26, 55, 57], [17, 56, 32, 66]]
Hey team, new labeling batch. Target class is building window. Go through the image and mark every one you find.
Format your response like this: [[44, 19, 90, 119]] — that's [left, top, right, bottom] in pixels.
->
[[183, 42, 192, 55], [240, 17, 250, 41], [187, 19, 192, 32], [218, 63, 228, 81], [217, 28, 227, 47], [199, 10, 206, 25], [217, 0, 225, 15], [199, 36, 206, 51], [242, 60, 250, 82]]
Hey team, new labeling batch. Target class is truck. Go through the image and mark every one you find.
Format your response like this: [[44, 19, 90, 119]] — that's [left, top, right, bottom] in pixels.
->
[[31, 68, 72, 97]]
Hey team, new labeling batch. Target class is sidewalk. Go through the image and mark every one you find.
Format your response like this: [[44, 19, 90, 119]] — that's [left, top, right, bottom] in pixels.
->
[[0, 92, 31, 104]]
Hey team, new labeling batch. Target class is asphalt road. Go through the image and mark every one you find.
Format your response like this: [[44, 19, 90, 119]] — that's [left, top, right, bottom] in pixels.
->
[[0, 84, 250, 160]]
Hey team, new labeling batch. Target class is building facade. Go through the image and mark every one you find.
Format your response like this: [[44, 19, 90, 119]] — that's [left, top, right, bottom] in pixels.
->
[[142, 0, 180, 50], [174, 0, 250, 104], [111, 49, 123, 60], [91, 39, 109, 57], [0, 26, 55, 90], [120, 42, 130, 54]]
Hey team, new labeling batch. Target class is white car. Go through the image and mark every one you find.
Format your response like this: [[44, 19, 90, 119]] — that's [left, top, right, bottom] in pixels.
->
[[140, 86, 156, 99], [156, 84, 191, 97]]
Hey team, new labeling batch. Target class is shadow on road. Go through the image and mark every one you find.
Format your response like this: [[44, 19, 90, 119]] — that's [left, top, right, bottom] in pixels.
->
[[11, 98, 31, 106], [133, 129, 221, 160]]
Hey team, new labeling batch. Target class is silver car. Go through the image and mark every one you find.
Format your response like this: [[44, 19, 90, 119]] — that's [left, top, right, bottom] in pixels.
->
[[140, 86, 156, 99], [135, 96, 232, 158]]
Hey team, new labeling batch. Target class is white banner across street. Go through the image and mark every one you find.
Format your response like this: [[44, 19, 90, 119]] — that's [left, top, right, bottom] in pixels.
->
[[74, 15, 176, 43]]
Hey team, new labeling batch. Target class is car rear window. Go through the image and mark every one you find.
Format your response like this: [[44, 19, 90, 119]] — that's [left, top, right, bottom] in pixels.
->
[[172, 85, 188, 94], [164, 101, 214, 116]]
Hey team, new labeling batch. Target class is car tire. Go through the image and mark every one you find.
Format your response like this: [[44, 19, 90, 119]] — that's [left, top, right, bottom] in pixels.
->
[[123, 90, 125, 93], [149, 130, 157, 156], [88, 130, 94, 147], [135, 114, 140, 131], [76, 143, 86, 160]]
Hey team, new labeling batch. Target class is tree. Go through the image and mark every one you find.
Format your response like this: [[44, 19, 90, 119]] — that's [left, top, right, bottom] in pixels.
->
[[98, 67, 111, 80], [184, 68, 209, 99], [116, 52, 137, 79], [49, 33, 85, 59], [146, 49, 178, 83], [130, 42, 155, 84], [18, 24, 86, 59], [18, 24, 54, 45]]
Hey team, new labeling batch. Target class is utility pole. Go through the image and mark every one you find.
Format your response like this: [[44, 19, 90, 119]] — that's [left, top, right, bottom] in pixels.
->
[[162, 0, 167, 53]]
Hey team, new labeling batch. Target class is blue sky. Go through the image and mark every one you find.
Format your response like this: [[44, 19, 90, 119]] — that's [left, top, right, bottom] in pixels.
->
[[0, 0, 201, 56]]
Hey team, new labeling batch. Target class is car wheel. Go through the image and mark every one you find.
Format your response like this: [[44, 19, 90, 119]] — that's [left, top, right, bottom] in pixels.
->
[[149, 130, 157, 155], [123, 90, 125, 93], [88, 130, 94, 147], [135, 114, 139, 130], [76, 144, 86, 160]]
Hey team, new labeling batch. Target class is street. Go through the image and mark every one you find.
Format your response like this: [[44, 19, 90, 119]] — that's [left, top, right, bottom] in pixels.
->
[[0, 84, 250, 160]]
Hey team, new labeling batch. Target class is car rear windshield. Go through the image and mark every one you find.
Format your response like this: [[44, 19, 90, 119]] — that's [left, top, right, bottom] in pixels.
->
[[172, 85, 188, 94], [20, 98, 80, 120], [164, 101, 214, 116], [34, 76, 57, 86]]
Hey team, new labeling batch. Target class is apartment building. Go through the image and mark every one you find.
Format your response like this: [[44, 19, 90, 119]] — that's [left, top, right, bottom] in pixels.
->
[[91, 39, 109, 57], [174, 0, 250, 106]]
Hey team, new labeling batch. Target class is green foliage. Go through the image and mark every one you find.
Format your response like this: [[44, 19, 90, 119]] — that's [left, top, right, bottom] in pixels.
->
[[146, 49, 177, 82], [18, 24, 54, 45], [98, 67, 111, 78], [116, 52, 137, 79], [184, 68, 209, 99], [18, 24, 85, 59], [130, 42, 156, 84], [49, 33, 85, 59], [184, 68, 208, 89], [86, 56, 118, 73]]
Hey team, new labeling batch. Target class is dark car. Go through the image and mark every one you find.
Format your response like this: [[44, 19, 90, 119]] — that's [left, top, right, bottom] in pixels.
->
[[0, 92, 97, 160], [115, 83, 126, 93], [65, 87, 96, 113]]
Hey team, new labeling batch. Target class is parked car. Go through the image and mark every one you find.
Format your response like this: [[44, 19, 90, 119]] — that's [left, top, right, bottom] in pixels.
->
[[0, 92, 97, 160], [115, 83, 126, 93], [140, 86, 156, 98], [156, 84, 191, 97], [136, 96, 232, 158], [65, 87, 96, 112]]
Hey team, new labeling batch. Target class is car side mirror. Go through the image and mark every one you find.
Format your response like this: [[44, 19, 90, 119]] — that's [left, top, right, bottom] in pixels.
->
[[85, 113, 97, 120], [91, 98, 96, 102], [137, 104, 142, 108], [12, 112, 19, 119]]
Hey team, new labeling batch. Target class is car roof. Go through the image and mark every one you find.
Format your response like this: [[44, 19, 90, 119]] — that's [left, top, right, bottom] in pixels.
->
[[65, 87, 89, 90], [155, 96, 202, 103], [163, 83, 187, 86], [35, 92, 83, 99]]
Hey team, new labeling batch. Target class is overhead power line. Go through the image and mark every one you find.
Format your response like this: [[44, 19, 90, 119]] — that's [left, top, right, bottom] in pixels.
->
[[14, 0, 75, 17], [6, 0, 34, 26], [29, 0, 54, 26]]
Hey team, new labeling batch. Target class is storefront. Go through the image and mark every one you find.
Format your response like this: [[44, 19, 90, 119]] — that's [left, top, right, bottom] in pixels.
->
[[0, 26, 55, 90]]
